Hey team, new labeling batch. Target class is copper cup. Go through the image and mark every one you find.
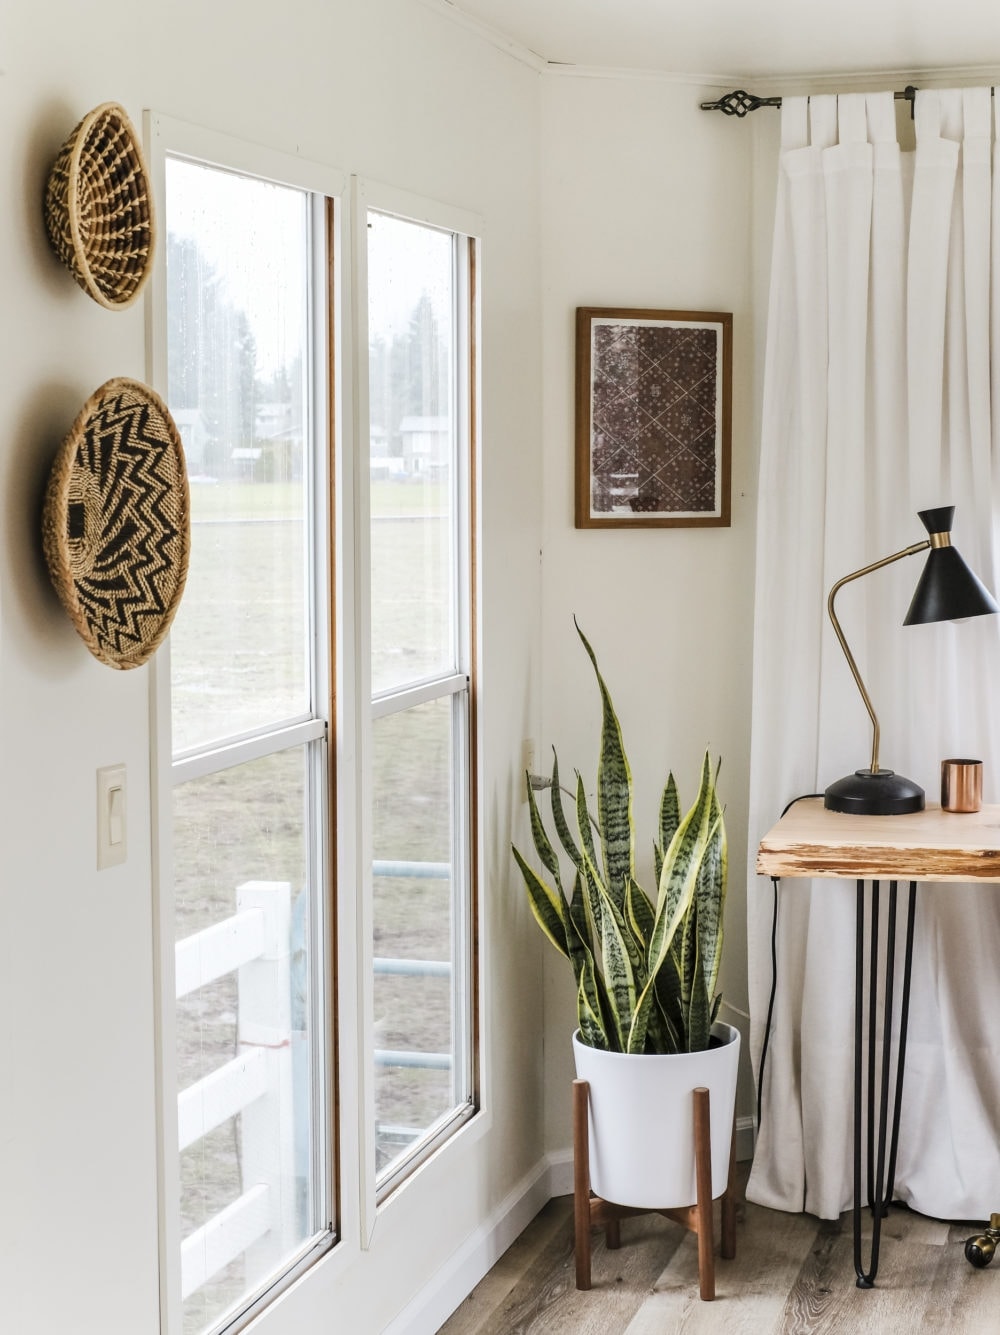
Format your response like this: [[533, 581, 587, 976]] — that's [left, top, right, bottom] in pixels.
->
[[941, 759, 983, 813]]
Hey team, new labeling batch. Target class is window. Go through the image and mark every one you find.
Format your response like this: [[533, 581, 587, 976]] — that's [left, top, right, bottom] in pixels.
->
[[362, 204, 479, 1196], [151, 125, 481, 1334], [158, 146, 335, 1335]]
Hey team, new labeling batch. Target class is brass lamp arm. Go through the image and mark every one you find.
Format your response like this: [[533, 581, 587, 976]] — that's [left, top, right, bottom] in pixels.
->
[[827, 540, 930, 775]]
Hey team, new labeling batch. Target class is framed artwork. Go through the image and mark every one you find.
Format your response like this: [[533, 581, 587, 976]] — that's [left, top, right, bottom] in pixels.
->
[[575, 307, 732, 529]]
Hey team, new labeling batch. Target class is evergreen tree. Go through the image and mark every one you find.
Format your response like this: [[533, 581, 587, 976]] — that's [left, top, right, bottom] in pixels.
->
[[167, 234, 259, 477]]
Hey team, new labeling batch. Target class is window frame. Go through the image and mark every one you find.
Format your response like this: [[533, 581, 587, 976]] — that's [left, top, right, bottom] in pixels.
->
[[350, 177, 482, 1230], [146, 113, 346, 1335]]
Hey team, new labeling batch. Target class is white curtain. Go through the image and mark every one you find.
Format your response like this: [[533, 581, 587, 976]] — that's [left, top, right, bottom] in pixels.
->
[[748, 88, 1000, 1220]]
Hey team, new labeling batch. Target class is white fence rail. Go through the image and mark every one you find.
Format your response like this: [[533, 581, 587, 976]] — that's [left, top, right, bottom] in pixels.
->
[[175, 864, 453, 1303], [175, 881, 295, 1303]]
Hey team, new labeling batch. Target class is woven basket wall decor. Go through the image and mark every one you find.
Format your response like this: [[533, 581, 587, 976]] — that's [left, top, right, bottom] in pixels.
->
[[43, 378, 190, 670], [43, 102, 155, 310]]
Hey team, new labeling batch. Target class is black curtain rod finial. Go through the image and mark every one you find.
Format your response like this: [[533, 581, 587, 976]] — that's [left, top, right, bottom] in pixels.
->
[[700, 89, 782, 116]]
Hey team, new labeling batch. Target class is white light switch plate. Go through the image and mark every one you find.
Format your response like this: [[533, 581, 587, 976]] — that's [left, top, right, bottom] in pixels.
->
[[97, 764, 127, 870]]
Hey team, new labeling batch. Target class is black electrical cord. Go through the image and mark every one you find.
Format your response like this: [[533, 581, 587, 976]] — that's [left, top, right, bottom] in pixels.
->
[[755, 794, 825, 1135]]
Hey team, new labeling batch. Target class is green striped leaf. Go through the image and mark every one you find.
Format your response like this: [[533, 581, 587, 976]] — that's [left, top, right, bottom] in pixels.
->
[[686, 940, 711, 1053], [625, 876, 655, 952], [526, 768, 562, 894], [595, 877, 636, 1052], [511, 846, 569, 959], [578, 954, 610, 1050], [575, 621, 634, 911], [549, 751, 583, 871], [567, 870, 590, 976], [650, 753, 717, 966], [654, 945, 685, 1046], [659, 773, 681, 857], [581, 834, 642, 976], [575, 774, 606, 936], [678, 895, 698, 1012], [627, 974, 656, 1053], [654, 984, 683, 1054], [574, 770, 600, 879], [696, 811, 726, 1001]]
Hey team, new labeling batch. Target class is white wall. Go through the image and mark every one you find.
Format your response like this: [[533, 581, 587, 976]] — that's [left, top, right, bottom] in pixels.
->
[[537, 74, 760, 1151], [0, 3, 545, 1332]]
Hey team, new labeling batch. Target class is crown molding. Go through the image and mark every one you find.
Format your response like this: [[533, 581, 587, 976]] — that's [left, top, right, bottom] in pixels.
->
[[542, 64, 743, 89], [415, 0, 548, 72], [740, 63, 1000, 97], [412, 5, 1000, 95], [540, 62, 1000, 94]]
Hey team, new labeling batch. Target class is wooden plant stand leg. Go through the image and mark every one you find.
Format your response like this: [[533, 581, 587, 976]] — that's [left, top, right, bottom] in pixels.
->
[[573, 1078, 737, 1302], [573, 1078, 593, 1290], [693, 1086, 716, 1300]]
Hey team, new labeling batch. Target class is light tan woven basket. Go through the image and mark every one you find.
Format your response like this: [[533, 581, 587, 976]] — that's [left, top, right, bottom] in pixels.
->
[[43, 102, 155, 310], [43, 378, 190, 669]]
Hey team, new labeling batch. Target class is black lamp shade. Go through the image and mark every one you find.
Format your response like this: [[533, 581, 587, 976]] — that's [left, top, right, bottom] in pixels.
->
[[903, 507, 1000, 625]]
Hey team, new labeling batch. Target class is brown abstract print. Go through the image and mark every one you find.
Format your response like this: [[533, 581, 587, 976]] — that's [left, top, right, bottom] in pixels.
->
[[590, 321, 719, 516]]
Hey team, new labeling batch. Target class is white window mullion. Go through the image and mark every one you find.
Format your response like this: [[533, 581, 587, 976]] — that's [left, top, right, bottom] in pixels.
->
[[350, 174, 381, 1250], [371, 672, 468, 719], [172, 719, 327, 786]]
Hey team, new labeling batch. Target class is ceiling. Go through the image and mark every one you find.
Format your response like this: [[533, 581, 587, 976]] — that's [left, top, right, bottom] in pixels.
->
[[442, 0, 1000, 83]]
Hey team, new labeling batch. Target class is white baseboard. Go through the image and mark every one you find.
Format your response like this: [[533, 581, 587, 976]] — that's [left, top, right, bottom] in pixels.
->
[[735, 1114, 756, 1163], [383, 1118, 756, 1333], [380, 1156, 555, 1335], [547, 1148, 574, 1198]]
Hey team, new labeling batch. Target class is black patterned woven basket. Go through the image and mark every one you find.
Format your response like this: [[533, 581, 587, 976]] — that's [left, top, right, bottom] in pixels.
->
[[43, 378, 190, 669], [43, 102, 155, 310]]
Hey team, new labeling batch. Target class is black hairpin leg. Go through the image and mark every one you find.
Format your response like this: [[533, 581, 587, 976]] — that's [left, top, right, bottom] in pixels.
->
[[853, 878, 917, 1287]]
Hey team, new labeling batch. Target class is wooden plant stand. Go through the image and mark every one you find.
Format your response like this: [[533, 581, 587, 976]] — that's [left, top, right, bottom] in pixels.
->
[[572, 1079, 737, 1301]]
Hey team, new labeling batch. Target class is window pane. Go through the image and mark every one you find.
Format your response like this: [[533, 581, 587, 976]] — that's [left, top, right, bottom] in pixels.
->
[[367, 213, 456, 694], [372, 698, 463, 1178], [167, 158, 311, 753], [174, 749, 320, 1335]]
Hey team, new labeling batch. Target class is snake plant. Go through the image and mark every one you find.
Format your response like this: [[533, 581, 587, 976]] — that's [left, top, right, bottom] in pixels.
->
[[512, 622, 727, 1054]]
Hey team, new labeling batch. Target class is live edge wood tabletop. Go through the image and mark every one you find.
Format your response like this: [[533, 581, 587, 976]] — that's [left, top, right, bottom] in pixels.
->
[[756, 797, 1000, 883]]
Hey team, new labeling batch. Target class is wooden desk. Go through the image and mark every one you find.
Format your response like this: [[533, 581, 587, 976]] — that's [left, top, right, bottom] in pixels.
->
[[757, 799, 1000, 1287]]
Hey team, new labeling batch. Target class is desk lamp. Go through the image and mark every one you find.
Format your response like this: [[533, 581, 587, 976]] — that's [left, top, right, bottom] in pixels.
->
[[824, 506, 999, 815]]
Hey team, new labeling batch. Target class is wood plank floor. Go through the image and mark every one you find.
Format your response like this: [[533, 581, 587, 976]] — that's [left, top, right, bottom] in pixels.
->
[[439, 1172, 1000, 1333]]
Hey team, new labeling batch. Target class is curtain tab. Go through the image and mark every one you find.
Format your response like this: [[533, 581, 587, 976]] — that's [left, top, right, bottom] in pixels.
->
[[865, 91, 897, 145], [810, 95, 838, 150], [940, 89, 964, 142], [837, 94, 867, 145], [914, 88, 942, 141], [781, 97, 809, 151], [962, 87, 991, 140]]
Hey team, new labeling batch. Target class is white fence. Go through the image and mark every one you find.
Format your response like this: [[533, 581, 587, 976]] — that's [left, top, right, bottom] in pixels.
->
[[175, 880, 297, 1302], [175, 866, 452, 1303]]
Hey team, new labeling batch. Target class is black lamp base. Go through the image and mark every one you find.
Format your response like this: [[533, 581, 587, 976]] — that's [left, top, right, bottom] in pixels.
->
[[824, 768, 925, 815]]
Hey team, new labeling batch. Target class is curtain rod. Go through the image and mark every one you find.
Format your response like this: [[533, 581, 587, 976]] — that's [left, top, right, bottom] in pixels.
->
[[701, 85, 922, 118]]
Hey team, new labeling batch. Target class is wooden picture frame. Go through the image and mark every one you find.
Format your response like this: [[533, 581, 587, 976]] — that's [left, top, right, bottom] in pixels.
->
[[575, 307, 732, 529]]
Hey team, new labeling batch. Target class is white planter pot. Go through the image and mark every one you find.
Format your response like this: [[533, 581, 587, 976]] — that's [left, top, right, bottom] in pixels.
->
[[573, 1021, 740, 1210]]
